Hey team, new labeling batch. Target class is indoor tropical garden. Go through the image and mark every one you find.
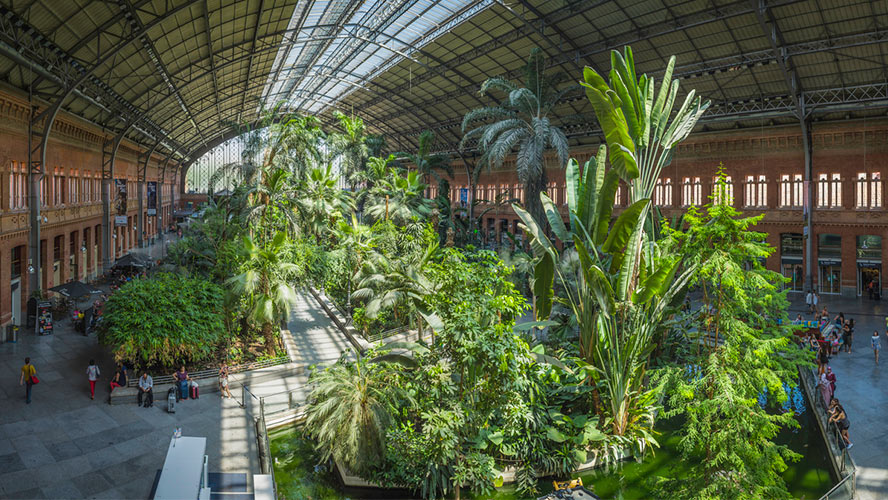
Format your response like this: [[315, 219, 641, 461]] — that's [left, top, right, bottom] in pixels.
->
[[132, 47, 835, 500]]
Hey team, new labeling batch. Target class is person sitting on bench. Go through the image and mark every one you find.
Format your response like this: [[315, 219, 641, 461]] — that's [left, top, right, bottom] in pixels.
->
[[138, 372, 154, 407]]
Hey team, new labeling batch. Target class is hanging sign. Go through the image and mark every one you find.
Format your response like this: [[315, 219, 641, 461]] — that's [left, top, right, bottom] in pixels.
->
[[147, 181, 157, 216], [114, 179, 128, 226]]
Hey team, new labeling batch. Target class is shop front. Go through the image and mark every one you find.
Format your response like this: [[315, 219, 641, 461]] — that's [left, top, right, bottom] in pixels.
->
[[818, 260, 842, 295], [857, 235, 882, 298]]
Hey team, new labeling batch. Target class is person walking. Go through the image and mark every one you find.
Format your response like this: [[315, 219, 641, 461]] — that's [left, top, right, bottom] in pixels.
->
[[847, 319, 855, 354], [826, 366, 837, 398], [812, 291, 819, 314], [138, 372, 154, 408], [818, 370, 832, 406], [218, 363, 232, 399], [873, 330, 881, 365], [806, 290, 813, 313], [86, 360, 101, 400], [19, 357, 36, 404]]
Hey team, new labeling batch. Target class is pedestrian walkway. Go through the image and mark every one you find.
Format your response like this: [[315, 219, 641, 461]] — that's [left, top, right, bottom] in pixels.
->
[[0, 246, 354, 499], [790, 292, 888, 500]]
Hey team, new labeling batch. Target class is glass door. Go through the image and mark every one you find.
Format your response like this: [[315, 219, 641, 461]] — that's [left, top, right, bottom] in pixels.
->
[[858, 265, 881, 298], [819, 265, 842, 294]]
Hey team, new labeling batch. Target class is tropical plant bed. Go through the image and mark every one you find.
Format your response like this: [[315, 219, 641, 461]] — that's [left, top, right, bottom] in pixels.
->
[[270, 407, 834, 500]]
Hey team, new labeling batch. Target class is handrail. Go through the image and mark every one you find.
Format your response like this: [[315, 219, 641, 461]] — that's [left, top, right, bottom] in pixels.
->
[[126, 355, 289, 387], [799, 362, 856, 500], [367, 325, 411, 343]]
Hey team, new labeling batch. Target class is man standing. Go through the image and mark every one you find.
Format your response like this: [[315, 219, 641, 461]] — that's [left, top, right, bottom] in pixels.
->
[[806, 290, 813, 313], [19, 357, 36, 404], [813, 291, 820, 315], [138, 372, 154, 408]]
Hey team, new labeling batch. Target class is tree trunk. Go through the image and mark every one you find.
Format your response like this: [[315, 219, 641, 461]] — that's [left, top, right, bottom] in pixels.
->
[[262, 321, 276, 356], [525, 168, 549, 230]]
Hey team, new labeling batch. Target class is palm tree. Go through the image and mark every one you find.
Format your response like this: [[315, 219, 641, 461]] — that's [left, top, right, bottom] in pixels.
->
[[460, 48, 575, 226], [297, 165, 354, 242], [397, 130, 452, 194], [227, 231, 297, 355], [243, 167, 301, 243], [364, 133, 387, 158], [366, 170, 434, 225], [352, 242, 441, 344], [268, 114, 325, 181], [336, 214, 374, 312], [329, 110, 368, 189], [304, 358, 393, 475]]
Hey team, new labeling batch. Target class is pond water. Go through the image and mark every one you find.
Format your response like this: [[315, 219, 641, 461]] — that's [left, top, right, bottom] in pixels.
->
[[270, 386, 834, 500]]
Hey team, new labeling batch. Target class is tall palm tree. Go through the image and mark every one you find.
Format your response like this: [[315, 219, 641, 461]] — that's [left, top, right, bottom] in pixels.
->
[[352, 242, 441, 344], [297, 165, 354, 242], [397, 130, 452, 193], [336, 214, 374, 312], [460, 48, 575, 226], [330, 110, 368, 189], [366, 170, 434, 225], [227, 231, 297, 355], [304, 357, 393, 475], [364, 133, 387, 159]]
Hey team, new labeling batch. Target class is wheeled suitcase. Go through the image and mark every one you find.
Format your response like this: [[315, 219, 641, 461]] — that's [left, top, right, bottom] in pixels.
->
[[167, 387, 176, 413]]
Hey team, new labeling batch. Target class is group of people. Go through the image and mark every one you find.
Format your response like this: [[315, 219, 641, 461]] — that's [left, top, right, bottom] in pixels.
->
[[19, 354, 234, 406]]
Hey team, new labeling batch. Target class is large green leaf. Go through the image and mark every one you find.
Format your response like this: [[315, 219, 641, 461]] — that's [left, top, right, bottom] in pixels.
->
[[541, 193, 569, 242], [633, 256, 680, 304], [532, 252, 555, 321], [602, 199, 650, 253], [592, 170, 620, 245], [565, 158, 580, 218], [513, 203, 556, 262], [615, 206, 648, 300], [576, 239, 614, 318], [581, 68, 638, 180]]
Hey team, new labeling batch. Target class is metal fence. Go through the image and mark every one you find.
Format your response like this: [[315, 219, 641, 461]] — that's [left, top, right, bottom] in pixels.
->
[[125, 356, 289, 388], [798, 365, 857, 500], [243, 383, 311, 500]]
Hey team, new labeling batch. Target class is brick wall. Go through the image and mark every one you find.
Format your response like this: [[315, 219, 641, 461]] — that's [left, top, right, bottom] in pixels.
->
[[445, 119, 888, 298], [0, 88, 180, 326]]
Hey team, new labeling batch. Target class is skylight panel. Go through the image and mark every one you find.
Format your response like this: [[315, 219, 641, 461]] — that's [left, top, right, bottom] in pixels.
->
[[260, 0, 494, 115]]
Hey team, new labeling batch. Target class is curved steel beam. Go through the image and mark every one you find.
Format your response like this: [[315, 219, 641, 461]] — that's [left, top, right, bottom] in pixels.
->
[[101, 121, 137, 273], [137, 140, 163, 248]]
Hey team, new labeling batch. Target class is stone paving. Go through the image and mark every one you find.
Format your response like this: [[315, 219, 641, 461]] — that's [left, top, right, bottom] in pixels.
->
[[787, 293, 888, 500], [0, 241, 352, 499]]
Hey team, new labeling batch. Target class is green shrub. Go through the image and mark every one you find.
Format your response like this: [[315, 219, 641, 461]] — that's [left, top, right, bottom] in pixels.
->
[[99, 273, 225, 368]]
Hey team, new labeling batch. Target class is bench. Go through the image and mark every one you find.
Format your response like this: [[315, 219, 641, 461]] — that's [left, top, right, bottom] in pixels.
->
[[109, 375, 221, 405], [110, 357, 289, 405]]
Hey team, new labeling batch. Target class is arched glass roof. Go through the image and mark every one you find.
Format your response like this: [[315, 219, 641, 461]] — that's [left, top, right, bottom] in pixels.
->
[[0, 0, 885, 167]]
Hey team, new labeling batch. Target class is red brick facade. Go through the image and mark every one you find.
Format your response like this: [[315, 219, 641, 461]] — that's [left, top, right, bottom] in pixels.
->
[[442, 120, 888, 298], [0, 88, 180, 326]]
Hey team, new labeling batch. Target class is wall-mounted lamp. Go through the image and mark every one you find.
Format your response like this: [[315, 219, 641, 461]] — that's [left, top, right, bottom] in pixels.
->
[[42, 215, 48, 223], [112, 233, 117, 239], [81, 245, 87, 253], [28, 265, 35, 274]]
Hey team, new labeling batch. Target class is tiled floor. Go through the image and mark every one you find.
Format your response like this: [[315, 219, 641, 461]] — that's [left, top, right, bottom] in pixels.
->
[[0, 240, 351, 500], [788, 292, 888, 500]]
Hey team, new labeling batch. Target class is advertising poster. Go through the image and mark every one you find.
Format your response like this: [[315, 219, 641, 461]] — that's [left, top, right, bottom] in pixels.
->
[[114, 179, 128, 226], [147, 181, 157, 216]]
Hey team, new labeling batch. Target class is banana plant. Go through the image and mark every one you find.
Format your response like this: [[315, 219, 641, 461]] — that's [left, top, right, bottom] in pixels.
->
[[581, 47, 709, 205], [512, 48, 707, 445]]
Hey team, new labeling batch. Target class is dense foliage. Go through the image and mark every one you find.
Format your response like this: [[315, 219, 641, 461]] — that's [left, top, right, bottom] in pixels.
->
[[653, 172, 811, 500], [153, 44, 814, 500], [99, 273, 225, 367]]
